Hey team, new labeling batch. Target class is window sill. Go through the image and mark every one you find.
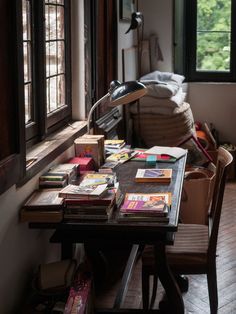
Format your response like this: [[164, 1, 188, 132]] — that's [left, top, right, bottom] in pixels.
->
[[18, 121, 87, 186]]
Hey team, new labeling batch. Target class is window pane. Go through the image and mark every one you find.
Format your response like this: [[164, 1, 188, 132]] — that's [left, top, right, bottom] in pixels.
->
[[23, 42, 31, 82], [24, 84, 32, 124], [58, 75, 65, 106], [46, 41, 57, 77], [48, 5, 57, 40], [47, 77, 57, 113], [57, 6, 65, 39], [57, 41, 65, 73], [22, 0, 33, 125], [45, 0, 66, 114], [197, 0, 231, 72], [197, 32, 230, 71]]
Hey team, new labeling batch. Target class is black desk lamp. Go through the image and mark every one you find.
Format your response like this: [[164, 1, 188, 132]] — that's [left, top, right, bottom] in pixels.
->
[[87, 80, 147, 134]]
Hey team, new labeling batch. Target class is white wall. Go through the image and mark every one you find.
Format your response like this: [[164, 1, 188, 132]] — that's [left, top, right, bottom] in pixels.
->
[[0, 148, 74, 313], [139, 0, 173, 72], [139, 0, 236, 144], [117, 1, 136, 81]]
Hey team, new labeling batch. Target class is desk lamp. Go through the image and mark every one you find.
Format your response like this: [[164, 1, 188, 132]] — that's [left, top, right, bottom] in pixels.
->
[[87, 80, 147, 134]]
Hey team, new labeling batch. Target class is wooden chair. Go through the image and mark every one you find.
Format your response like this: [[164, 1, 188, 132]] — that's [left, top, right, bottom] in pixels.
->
[[142, 147, 233, 313]]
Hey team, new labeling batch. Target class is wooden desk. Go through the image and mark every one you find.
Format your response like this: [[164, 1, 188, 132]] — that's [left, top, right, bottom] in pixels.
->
[[29, 155, 187, 314]]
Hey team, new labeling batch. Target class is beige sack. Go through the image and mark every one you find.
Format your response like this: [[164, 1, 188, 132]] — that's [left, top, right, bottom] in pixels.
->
[[180, 164, 215, 224]]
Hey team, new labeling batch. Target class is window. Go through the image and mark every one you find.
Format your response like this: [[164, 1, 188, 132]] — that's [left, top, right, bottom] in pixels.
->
[[175, 0, 236, 81], [22, 0, 71, 145]]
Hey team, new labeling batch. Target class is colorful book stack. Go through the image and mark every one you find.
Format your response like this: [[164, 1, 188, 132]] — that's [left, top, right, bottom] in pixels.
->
[[118, 192, 171, 223], [74, 135, 105, 169], [20, 189, 64, 223], [104, 139, 126, 154], [59, 172, 117, 221], [63, 188, 116, 221], [39, 163, 78, 188], [39, 172, 68, 189]]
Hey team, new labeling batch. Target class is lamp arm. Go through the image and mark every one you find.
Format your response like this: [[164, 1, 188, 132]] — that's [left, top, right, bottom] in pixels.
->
[[87, 93, 110, 134]]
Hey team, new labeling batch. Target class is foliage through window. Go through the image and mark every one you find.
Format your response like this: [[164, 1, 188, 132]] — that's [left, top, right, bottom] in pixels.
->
[[175, 0, 236, 81], [196, 0, 231, 72], [22, 0, 71, 144]]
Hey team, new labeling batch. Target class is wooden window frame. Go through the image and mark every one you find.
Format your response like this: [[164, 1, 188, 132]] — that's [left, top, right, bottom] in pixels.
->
[[23, 0, 72, 146], [175, 0, 236, 82]]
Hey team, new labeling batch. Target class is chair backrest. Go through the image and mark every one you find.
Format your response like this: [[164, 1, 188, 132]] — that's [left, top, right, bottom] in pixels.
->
[[208, 147, 233, 259]]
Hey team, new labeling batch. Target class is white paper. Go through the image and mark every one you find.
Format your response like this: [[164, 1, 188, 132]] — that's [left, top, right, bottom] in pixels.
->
[[144, 146, 187, 159]]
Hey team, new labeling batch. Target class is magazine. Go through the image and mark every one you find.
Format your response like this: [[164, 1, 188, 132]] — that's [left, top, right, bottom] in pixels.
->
[[135, 168, 172, 183], [120, 192, 171, 215]]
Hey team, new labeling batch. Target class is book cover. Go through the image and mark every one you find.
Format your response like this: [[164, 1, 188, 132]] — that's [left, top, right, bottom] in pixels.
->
[[104, 139, 125, 147], [120, 192, 171, 216], [81, 173, 116, 187], [135, 168, 172, 183], [59, 183, 108, 199], [67, 157, 94, 172], [81, 134, 105, 164], [132, 148, 176, 163], [64, 188, 116, 206], [117, 213, 169, 223], [39, 179, 67, 189], [20, 208, 63, 223], [145, 146, 187, 160], [106, 149, 137, 163], [23, 189, 64, 210], [39, 173, 67, 181], [74, 138, 101, 168]]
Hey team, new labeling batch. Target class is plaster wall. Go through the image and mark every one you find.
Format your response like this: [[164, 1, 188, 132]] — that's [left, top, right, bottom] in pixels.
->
[[139, 0, 236, 144]]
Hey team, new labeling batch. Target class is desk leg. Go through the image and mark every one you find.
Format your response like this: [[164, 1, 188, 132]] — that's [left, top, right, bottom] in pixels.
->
[[113, 244, 140, 309], [154, 242, 184, 314]]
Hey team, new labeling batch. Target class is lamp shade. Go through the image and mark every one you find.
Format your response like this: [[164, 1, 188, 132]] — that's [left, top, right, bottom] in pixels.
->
[[86, 80, 147, 134], [108, 80, 147, 107]]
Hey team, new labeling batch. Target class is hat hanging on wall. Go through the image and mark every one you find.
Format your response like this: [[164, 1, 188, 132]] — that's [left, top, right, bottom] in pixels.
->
[[125, 12, 143, 34]]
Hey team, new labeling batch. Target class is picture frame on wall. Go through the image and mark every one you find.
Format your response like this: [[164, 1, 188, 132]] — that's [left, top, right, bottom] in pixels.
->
[[120, 0, 136, 21]]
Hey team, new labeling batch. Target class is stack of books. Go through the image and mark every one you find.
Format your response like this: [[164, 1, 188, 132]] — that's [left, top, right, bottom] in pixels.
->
[[74, 134, 105, 169], [59, 171, 118, 221], [20, 189, 64, 223], [39, 172, 68, 189], [59, 183, 108, 200], [63, 188, 116, 221], [104, 139, 125, 154], [118, 192, 171, 223], [39, 164, 78, 188]]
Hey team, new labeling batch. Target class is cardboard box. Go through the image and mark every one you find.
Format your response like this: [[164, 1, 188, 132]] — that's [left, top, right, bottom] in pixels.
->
[[180, 163, 216, 225]]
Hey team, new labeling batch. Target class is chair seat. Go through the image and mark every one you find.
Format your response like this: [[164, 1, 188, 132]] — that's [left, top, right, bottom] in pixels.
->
[[143, 224, 209, 272]]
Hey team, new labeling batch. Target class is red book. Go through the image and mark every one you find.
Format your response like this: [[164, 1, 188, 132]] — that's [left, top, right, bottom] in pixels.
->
[[67, 157, 95, 173]]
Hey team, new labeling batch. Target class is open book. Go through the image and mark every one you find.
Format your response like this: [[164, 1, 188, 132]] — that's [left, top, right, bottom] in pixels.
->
[[145, 146, 187, 160]]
